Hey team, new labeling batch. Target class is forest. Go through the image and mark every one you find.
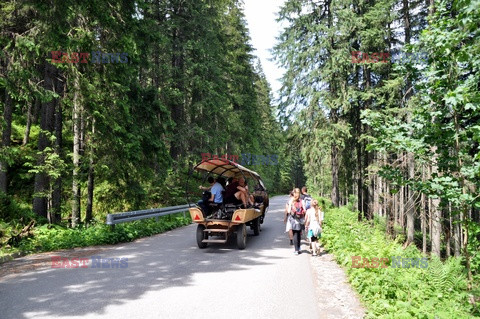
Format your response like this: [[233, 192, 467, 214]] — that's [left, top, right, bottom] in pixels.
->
[[274, 0, 479, 289], [0, 0, 292, 227], [0, 0, 479, 316]]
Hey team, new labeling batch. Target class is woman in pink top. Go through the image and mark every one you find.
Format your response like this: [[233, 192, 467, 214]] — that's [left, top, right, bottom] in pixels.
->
[[287, 188, 306, 254]]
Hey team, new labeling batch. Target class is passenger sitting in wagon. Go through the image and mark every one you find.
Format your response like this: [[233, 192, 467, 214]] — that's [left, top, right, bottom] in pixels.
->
[[198, 177, 214, 215], [224, 177, 250, 208], [243, 179, 255, 206], [198, 176, 224, 215], [210, 177, 224, 205]]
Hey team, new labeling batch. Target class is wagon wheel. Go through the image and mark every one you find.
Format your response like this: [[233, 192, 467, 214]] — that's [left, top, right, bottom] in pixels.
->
[[236, 223, 247, 250], [252, 217, 261, 236], [260, 206, 267, 224], [196, 224, 208, 249]]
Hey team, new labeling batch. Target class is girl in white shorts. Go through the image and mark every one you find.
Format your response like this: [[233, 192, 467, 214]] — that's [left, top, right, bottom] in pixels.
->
[[305, 199, 324, 256]]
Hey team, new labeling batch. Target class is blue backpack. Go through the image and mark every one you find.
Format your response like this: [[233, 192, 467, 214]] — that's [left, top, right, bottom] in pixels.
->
[[303, 195, 312, 210]]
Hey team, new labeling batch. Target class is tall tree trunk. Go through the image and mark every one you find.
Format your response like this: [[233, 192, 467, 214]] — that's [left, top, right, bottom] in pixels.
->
[[356, 140, 363, 217], [326, 0, 339, 207], [33, 62, 56, 218], [50, 85, 63, 224], [429, 196, 433, 239], [399, 184, 405, 228], [421, 167, 427, 254], [330, 108, 340, 207], [406, 156, 415, 244], [381, 153, 388, 218], [361, 65, 372, 219], [431, 198, 442, 257], [374, 169, 380, 216], [430, 147, 442, 257], [446, 206, 452, 257], [23, 99, 40, 146], [453, 211, 461, 256], [331, 141, 339, 207], [394, 186, 399, 227], [386, 192, 395, 237], [170, 5, 186, 161], [361, 142, 373, 220], [403, 0, 416, 246], [356, 103, 363, 218], [85, 119, 95, 225], [71, 74, 81, 227], [463, 208, 473, 286], [0, 90, 13, 194], [429, 0, 435, 15], [453, 110, 473, 284]]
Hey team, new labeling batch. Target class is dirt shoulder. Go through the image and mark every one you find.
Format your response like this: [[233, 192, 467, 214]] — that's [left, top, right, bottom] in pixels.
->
[[310, 250, 366, 318]]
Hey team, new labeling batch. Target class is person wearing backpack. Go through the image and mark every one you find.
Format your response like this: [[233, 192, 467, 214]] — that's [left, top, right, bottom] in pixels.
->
[[287, 188, 306, 255], [301, 187, 312, 245], [301, 187, 312, 210], [305, 199, 324, 256]]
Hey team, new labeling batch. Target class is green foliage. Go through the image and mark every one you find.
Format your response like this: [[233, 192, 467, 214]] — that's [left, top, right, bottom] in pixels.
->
[[322, 207, 479, 318], [13, 213, 191, 254], [0, 193, 36, 222], [0, 0, 289, 234], [361, 0, 480, 280], [347, 194, 358, 212]]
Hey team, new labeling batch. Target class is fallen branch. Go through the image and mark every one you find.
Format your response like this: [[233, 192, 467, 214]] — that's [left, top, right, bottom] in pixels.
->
[[7, 220, 35, 246]]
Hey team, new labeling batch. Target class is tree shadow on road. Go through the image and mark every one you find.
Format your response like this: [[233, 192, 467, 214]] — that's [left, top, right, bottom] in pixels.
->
[[0, 197, 292, 318]]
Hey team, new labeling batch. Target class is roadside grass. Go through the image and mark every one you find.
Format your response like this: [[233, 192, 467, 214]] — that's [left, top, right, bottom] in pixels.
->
[[321, 206, 479, 319], [1, 213, 191, 258]]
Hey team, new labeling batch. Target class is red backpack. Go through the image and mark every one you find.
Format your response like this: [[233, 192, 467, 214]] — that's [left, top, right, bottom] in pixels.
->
[[291, 200, 305, 216]]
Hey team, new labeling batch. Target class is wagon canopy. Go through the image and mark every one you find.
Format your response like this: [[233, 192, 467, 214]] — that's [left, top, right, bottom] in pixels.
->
[[193, 159, 265, 189]]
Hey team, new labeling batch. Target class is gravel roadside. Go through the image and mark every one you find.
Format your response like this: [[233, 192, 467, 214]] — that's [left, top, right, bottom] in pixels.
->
[[310, 248, 366, 319]]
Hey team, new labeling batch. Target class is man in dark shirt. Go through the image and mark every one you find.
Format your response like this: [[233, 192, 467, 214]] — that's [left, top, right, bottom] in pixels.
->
[[225, 177, 248, 206]]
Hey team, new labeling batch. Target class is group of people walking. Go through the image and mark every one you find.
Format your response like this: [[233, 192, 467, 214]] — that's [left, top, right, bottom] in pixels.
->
[[284, 187, 324, 255]]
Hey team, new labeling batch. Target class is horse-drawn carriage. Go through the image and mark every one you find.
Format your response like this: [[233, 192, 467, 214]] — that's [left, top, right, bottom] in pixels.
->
[[187, 159, 269, 249]]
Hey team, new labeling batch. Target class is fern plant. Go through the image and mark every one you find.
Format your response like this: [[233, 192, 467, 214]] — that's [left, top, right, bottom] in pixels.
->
[[321, 206, 478, 318]]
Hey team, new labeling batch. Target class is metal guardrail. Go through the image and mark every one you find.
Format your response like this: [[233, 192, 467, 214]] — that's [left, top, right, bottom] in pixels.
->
[[106, 204, 194, 227]]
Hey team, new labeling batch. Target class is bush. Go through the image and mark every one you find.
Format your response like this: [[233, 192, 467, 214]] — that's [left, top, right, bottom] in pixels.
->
[[317, 196, 334, 210], [347, 194, 358, 212], [11, 213, 191, 254], [0, 193, 36, 222], [321, 207, 479, 319]]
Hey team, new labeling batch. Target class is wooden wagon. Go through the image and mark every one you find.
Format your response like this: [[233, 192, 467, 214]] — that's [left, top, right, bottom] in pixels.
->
[[187, 159, 269, 249]]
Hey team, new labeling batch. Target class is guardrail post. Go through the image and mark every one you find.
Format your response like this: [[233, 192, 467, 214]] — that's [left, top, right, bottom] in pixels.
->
[[106, 214, 115, 230]]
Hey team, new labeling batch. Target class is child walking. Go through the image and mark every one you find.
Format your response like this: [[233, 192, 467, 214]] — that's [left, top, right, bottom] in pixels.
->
[[305, 199, 324, 256]]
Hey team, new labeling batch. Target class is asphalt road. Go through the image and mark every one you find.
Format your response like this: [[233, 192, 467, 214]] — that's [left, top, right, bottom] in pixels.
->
[[0, 196, 321, 319]]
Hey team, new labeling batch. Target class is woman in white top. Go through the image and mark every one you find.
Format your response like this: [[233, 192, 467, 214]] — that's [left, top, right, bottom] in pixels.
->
[[287, 188, 306, 254], [284, 190, 294, 245], [305, 199, 324, 256]]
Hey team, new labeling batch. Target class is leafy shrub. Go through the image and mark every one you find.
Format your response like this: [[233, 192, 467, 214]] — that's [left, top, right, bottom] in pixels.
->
[[317, 196, 334, 210], [347, 194, 358, 212], [14, 213, 191, 254], [321, 207, 478, 318], [0, 193, 37, 222]]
